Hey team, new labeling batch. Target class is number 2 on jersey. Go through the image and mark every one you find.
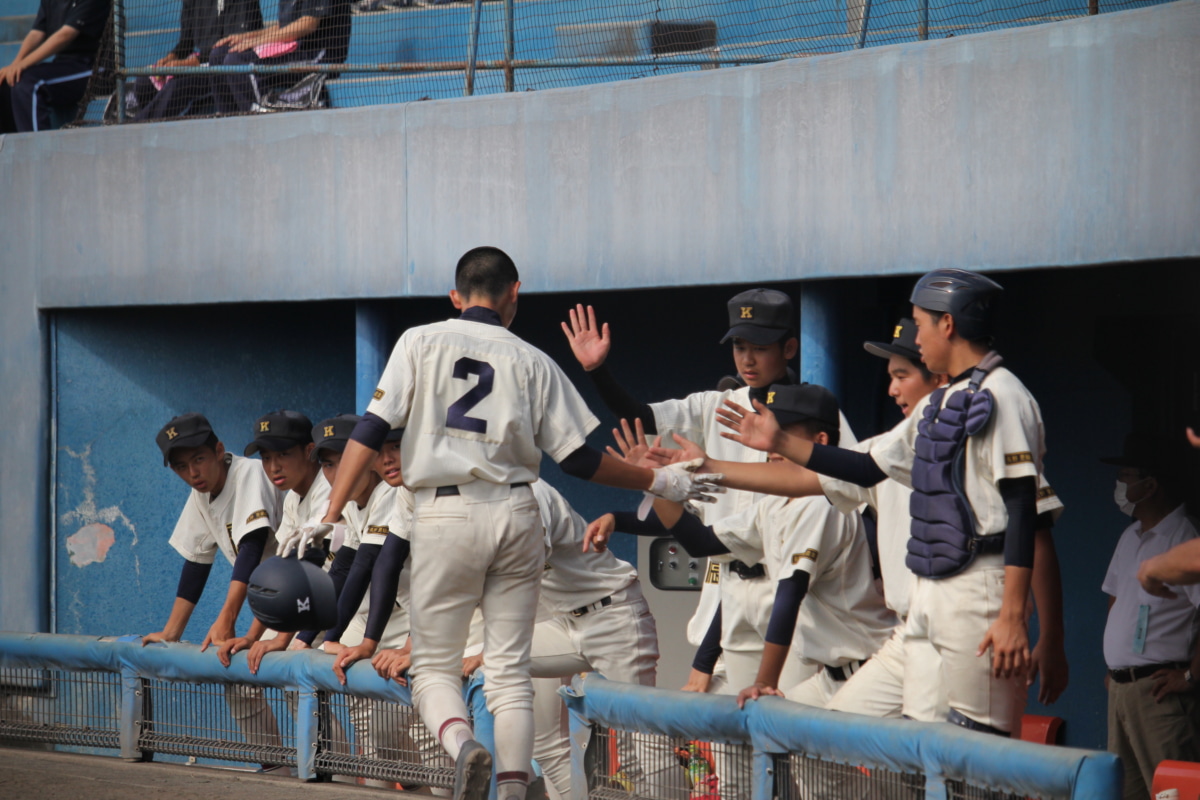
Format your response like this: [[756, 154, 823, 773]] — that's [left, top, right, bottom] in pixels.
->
[[446, 357, 494, 433]]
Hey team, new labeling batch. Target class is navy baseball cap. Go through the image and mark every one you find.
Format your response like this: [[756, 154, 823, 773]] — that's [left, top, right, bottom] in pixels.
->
[[312, 414, 359, 460], [720, 289, 796, 345], [244, 410, 314, 456], [156, 413, 216, 465], [864, 318, 922, 363], [763, 383, 840, 430]]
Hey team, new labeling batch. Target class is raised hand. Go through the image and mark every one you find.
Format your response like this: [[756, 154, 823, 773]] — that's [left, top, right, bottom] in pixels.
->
[[561, 304, 611, 372], [607, 418, 662, 470], [717, 399, 780, 453]]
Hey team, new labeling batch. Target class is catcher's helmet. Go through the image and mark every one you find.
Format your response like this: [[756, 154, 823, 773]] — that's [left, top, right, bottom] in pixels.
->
[[909, 269, 1002, 342], [247, 556, 337, 632]]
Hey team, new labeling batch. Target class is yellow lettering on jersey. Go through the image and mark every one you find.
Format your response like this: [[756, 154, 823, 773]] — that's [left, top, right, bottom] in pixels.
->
[[225, 523, 238, 555], [1004, 452, 1034, 465], [740, 306, 754, 319], [705, 562, 721, 584], [1037, 486, 1057, 500], [766, 391, 776, 405], [894, 325, 903, 339], [791, 548, 819, 565], [165, 427, 178, 440], [246, 509, 268, 524], [366, 525, 389, 535], [324, 425, 335, 438], [373, 388, 385, 401], [259, 421, 270, 432]]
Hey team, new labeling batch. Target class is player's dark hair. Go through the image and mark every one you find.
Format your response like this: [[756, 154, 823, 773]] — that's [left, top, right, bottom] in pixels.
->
[[896, 353, 936, 382], [455, 247, 519, 300], [917, 306, 995, 347], [787, 418, 840, 448]]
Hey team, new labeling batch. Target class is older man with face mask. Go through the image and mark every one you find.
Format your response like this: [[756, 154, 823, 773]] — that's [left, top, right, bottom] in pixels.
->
[[1101, 433, 1200, 800]]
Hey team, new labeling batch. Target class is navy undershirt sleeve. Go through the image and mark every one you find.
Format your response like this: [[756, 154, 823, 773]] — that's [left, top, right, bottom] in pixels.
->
[[296, 546, 356, 646], [323, 543, 380, 644], [349, 412, 391, 451], [1000, 476, 1037, 569], [230, 528, 269, 584], [364, 536, 412, 642], [668, 512, 731, 558], [764, 571, 810, 647], [611, 509, 669, 535], [559, 443, 603, 480], [176, 559, 213, 604], [806, 443, 888, 488], [588, 365, 658, 434], [691, 605, 723, 674]]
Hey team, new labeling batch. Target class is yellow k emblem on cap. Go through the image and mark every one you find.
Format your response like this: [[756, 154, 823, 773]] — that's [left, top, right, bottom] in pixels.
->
[[894, 325, 903, 339], [324, 426, 335, 437], [740, 306, 754, 319], [259, 421, 270, 432], [165, 427, 178, 440], [766, 391, 776, 404]]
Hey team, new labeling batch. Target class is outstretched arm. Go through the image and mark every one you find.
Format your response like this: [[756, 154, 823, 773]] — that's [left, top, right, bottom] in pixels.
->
[[1139, 539, 1200, 597], [561, 304, 657, 432]]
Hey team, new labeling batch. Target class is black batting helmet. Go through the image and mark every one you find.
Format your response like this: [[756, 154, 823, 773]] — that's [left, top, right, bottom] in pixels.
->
[[909, 269, 1003, 342], [246, 556, 337, 632]]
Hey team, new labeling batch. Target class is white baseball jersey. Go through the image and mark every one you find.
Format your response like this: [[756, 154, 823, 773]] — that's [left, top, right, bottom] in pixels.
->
[[819, 431, 1065, 620], [866, 366, 1044, 537], [339, 481, 411, 649], [276, 471, 332, 561], [169, 453, 283, 565], [651, 384, 857, 644], [366, 316, 599, 488], [713, 495, 896, 667], [532, 480, 638, 620]]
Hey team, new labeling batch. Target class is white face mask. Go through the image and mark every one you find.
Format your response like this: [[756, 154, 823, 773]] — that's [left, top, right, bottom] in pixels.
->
[[1114, 477, 1151, 516]]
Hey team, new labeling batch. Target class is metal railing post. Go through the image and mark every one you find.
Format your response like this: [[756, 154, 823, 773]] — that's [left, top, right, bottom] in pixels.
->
[[112, 0, 125, 123], [856, 0, 874, 48], [296, 685, 321, 781], [464, 0, 485, 96], [118, 668, 149, 761], [503, 0, 515, 92], [918, 0, 929, 40]]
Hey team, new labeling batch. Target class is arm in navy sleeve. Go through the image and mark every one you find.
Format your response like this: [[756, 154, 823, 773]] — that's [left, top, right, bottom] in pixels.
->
[[176, 559, 213, 604], [691, 605, 723, 674], [610, 507, 729, 557], [588, 364, 658, 434], [559, 443, 604, 480], [364, 535, 412, 642], [349, 412, 391, 452], [806, 443, 888, 488], [322, 543, 380, 645], [999, 476, 1037, 569], [763, 571, 811, 647], [230, 528, 269, 584]]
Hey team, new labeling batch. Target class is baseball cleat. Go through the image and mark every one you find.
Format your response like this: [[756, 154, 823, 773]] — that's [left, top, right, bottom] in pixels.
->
[[454, 739, 492, 800]]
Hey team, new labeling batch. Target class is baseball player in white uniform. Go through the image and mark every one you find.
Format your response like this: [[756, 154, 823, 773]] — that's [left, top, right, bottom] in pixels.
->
[[562, 291, 856, 697], [145, 412, 285, 764], [298, 247, 721, 800], [716, 270, 1051, 736], [524, 479, 660, 800]]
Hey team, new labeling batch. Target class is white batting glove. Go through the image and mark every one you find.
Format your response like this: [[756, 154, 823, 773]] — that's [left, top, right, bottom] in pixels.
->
[[278, 521, 334, 559], [638, 459, 726, 519]]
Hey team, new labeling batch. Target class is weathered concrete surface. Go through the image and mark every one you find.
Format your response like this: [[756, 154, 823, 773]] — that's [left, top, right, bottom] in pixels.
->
[[0, 747, 414, 799]]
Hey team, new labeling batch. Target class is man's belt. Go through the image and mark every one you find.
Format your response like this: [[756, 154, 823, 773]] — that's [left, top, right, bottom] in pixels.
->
[[969, 534, 1006, 555], [1108, 661, 1189, 684], [435, 482, 530, 497], [826, 658, 869, 682], [729, 560, 766, 580], [571, 596, 613, 617]]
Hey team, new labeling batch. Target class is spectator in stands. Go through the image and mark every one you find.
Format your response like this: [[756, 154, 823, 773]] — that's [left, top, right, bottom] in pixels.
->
[[0, 0, 109, 133], [206, 0, 351, 114], [1101, 433, 1200, 799], [128, 0, 263, 121]]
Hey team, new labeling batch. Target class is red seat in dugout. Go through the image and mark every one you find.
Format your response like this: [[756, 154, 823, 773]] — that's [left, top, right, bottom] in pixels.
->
[[1153, 760, 1200, 800]]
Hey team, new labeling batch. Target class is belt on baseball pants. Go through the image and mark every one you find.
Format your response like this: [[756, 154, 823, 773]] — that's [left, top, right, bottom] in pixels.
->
[[825, 658, 869, 682], [728, 560, 766, 580], [570, 596, 613, 617], [435, 482, 530, 497], [1108, 661, 1189, 684]]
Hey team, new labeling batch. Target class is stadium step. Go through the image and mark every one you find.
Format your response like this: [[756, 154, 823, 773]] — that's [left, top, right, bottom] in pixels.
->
[[0, 13, 34, 42]]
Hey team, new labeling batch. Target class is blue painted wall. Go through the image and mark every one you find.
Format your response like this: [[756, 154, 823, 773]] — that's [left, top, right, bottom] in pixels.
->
[[52, 304, 355, 638]]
